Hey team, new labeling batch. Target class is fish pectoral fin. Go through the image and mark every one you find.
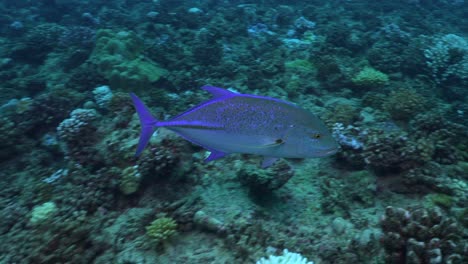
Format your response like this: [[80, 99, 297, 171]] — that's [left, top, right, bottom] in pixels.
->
[[204, 150, 228, 163], [261, 157, 279, 168], [254, 138, 285, 149]]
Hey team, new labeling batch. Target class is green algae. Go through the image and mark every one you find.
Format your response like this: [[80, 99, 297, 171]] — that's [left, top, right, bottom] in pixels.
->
[[89, 29, 167, 92]]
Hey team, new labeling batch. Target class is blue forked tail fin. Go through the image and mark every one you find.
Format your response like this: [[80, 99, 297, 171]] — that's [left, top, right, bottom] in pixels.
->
[[130, 93, 158, 156]]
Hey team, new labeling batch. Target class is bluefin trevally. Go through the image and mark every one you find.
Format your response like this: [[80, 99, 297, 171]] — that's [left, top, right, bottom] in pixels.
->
[[131, 86, 338, 167]]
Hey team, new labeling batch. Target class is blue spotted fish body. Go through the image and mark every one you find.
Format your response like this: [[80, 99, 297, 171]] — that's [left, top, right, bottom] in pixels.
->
[[131, 86, 338, 167]]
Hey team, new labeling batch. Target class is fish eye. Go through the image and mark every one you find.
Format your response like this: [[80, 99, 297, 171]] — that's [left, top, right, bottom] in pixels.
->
[[311, 133, 321, 139]]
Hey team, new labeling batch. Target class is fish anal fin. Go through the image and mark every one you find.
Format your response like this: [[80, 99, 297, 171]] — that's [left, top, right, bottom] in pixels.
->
[[201, 85, 238, 99], [204, 150, 228, 163]]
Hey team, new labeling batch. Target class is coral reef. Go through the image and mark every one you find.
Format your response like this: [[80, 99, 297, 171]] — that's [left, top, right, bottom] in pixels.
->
[[11, 23, 64, 63], [93, 85, 113, 109], [0, 1, 467, 263], [324, 103, 361, 126], [424, 34, 468, 84], [56, 108, 101, 166], [238, 159, 295, 193], [383, 89, 427, 121], [256, 249, 314, 264], [118, 165, 142, 195], [410, 111, 468, 165], [319, 170, 376, 216], [89, 29, 168, 92], [30, 201, 57, 225], [362, 129, 433, 173], [136, 137, 193, 181], [146, 215, 178, 244], [57, 108, 97, 144], [352, 67, 389, 88], [380, 206, 466, 264]]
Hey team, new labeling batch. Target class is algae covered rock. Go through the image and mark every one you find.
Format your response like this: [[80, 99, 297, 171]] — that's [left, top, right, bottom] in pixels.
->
[[89, 29, 167, 92], [238, 159, 294, 192]]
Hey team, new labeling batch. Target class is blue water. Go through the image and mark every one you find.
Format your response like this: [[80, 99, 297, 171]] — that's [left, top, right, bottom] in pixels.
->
[[0, 1, 466, 263]]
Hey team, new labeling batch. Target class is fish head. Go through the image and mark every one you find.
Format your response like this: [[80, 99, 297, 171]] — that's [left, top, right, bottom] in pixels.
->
[[284, 122, 339, 158]]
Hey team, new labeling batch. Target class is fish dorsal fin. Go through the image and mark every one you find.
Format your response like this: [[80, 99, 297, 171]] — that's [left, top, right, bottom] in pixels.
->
[[201, 85, 238, 99]]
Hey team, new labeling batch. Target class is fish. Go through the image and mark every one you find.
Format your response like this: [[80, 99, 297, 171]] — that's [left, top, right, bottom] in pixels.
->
[[131, 86, 339, 168]]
